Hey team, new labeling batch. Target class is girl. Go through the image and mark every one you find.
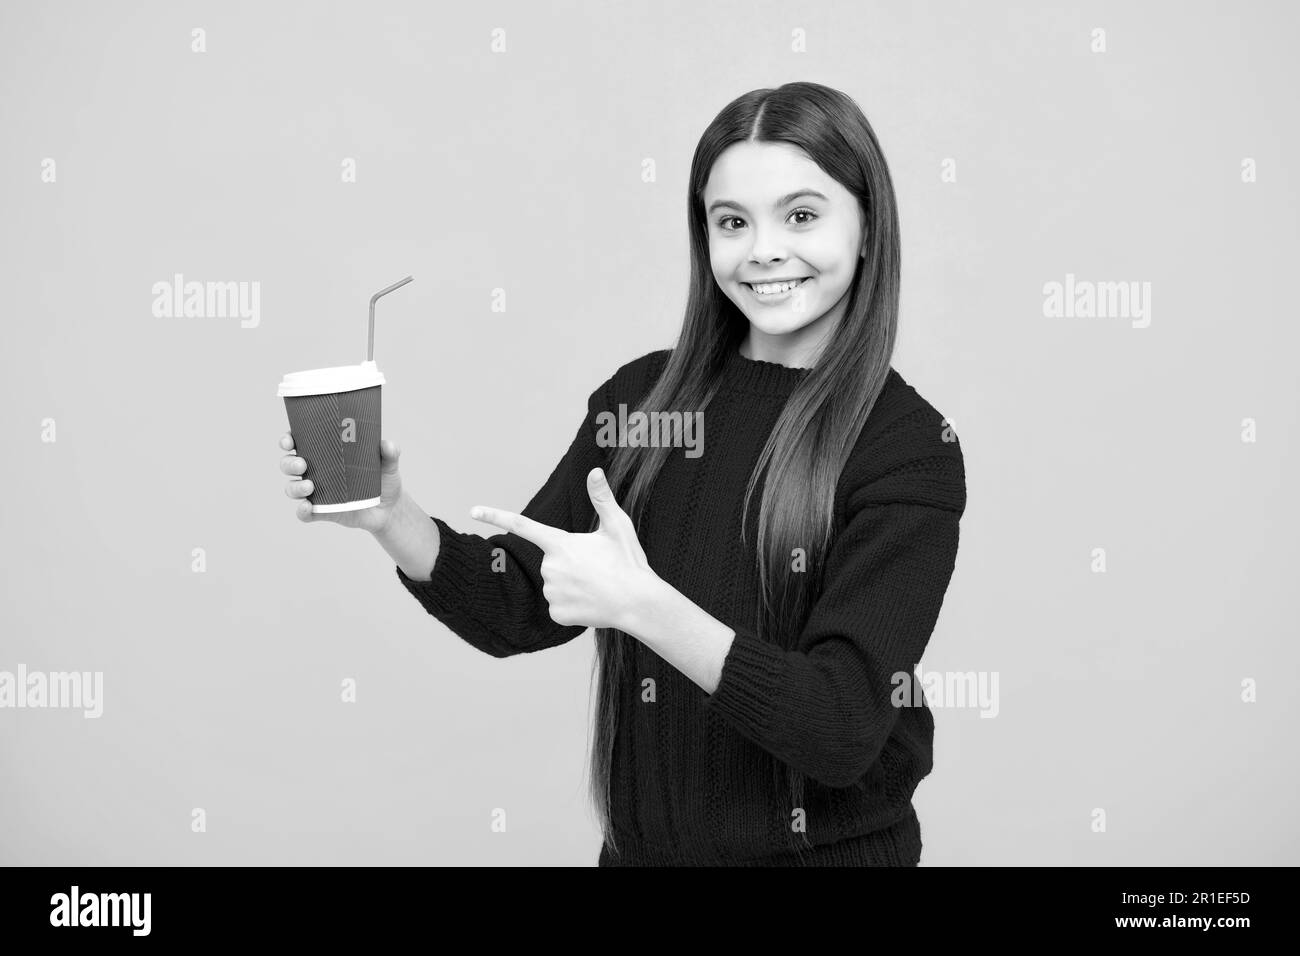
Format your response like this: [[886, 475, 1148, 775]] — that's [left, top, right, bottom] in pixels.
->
[[278, 81, 965, 867]]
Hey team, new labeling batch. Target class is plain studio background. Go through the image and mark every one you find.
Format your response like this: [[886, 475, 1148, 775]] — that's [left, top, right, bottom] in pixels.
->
[[1, 0, 1297, 867]]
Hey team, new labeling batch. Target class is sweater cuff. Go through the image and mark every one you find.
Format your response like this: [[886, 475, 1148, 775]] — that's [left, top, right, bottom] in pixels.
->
[[394, 515, 477, 620], [703, 625, 785, 738]]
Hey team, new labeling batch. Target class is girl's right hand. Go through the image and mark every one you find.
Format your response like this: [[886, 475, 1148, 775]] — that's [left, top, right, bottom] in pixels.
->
[[279, 432, 404, 535]]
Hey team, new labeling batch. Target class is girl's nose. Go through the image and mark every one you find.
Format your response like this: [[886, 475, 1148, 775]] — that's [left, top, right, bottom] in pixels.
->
[[748, 229, 788, 264]]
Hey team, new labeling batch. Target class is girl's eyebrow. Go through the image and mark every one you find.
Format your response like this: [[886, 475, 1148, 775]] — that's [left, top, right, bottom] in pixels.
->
[[706, 188, 828, 215]]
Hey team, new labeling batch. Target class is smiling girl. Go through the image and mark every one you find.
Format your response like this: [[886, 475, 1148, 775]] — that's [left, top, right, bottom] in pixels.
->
[[279, 81, 966, 867]]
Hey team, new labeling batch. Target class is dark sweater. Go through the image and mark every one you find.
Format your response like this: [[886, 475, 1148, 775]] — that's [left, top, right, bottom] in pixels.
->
[[395, 346, 966, 866]]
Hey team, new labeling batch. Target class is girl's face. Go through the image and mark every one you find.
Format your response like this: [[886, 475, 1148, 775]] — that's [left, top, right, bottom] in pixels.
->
[[703, 140, 865, 363]]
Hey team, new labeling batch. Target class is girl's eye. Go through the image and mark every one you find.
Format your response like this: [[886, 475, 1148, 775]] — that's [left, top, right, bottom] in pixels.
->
[[715, 208, 820, 232]]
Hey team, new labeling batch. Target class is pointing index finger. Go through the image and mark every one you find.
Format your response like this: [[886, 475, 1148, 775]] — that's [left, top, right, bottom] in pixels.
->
[[470, 506, 564, 550]]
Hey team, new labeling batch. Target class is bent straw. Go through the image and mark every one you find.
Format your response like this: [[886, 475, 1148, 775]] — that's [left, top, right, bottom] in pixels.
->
[[367, 275, 414, 362]]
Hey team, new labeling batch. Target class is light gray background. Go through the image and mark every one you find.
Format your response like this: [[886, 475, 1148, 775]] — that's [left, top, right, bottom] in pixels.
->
[[2, 0, 1296, 866]]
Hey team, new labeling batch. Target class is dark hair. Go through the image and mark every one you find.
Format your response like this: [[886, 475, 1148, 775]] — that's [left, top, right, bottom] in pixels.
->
[[587, 81, 901, 860]]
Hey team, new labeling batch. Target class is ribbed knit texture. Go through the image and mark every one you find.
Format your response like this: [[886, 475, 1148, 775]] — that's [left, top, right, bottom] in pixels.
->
[[395, 347, 966, 866]]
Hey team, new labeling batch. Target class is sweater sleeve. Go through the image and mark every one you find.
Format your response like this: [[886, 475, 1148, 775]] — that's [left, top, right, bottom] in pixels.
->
[[702, 469, 964, 788], [393, 375, 615, 659]]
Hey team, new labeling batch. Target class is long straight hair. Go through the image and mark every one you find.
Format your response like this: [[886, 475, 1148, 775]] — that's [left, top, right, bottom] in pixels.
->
[[588, 81, 902, 860]]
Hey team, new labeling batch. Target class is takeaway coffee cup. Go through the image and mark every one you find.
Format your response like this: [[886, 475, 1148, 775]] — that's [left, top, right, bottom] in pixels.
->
[[277, 360, 385, 513]]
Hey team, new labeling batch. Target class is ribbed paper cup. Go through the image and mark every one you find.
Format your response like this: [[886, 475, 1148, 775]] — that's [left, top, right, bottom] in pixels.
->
[[277, 361, 385, 513]]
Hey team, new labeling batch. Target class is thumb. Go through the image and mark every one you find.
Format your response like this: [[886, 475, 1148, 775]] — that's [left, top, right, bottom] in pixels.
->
[[587, 467, 631, 532], [379, 439, 401, 475]]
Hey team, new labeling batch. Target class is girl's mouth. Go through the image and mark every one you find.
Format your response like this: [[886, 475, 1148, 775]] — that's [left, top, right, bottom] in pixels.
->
[[743, 276, 812, 300]]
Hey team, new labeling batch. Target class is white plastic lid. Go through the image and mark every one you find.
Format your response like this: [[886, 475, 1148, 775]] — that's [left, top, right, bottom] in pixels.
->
[[277, 360, 386, 397]]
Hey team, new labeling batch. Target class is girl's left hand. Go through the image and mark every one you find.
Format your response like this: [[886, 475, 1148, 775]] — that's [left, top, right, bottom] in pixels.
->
[[470, 467, 659, 632]]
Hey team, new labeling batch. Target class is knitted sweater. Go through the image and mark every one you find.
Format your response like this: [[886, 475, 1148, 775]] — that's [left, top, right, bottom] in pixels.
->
[[395, 346, 966, 866]]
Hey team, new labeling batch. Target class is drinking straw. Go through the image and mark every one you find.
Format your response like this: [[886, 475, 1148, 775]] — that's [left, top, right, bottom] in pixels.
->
[[367, 276, 414, 362]]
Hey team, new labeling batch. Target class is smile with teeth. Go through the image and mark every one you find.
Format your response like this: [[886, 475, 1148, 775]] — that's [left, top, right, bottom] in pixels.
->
[[745, 277, 811, 295]]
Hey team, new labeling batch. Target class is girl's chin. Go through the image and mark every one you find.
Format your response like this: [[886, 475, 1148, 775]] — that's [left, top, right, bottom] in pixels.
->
[[738, 297, 826, 322]]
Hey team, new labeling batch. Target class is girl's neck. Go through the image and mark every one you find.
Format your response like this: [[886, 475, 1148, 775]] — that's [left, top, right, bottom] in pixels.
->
[[739, 326, 827, 370]]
